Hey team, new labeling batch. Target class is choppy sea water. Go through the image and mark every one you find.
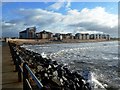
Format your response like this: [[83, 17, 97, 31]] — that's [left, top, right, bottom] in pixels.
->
[[22, 41, 120, 89]]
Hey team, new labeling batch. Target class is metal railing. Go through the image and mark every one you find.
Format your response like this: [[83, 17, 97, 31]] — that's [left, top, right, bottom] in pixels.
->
[[23, 63, 43, 89], [8, 42, 43, 90]]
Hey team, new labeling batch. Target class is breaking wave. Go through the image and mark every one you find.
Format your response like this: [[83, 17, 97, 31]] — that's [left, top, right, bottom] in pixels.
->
[[21, 41, 120, 89]]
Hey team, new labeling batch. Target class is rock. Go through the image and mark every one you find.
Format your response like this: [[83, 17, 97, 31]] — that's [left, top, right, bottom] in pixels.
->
[[13, 44, 91, 90]]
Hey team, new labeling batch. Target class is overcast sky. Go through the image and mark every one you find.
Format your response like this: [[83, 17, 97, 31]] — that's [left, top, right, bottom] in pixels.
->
[[2, 1, 118, 37]]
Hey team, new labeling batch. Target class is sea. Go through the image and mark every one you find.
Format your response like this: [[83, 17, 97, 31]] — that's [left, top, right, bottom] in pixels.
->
[[21, 41, 120, 89]]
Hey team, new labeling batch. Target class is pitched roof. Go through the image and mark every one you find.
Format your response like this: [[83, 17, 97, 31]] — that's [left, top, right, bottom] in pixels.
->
[[19, 30, 27, 33], [37, 30, 53, 34]]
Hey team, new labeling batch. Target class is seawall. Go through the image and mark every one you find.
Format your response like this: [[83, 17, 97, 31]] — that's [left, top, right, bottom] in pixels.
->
[[7, 41, 91, 90]]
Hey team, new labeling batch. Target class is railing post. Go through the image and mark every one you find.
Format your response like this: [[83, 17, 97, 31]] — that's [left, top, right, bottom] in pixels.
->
[[23, 62, 29, 90], [16, 52, 22, 82], [18, 65, 22, 82], [8, 43, 18, 72]]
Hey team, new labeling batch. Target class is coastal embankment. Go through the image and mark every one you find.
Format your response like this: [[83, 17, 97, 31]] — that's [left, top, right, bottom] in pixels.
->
[[2, 40, 119, 89], [7, 38, 115, 45], [5, 41, 91, 90]]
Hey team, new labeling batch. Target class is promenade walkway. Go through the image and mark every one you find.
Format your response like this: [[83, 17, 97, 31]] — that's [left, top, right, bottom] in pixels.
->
[[2, 42, 23, 90]]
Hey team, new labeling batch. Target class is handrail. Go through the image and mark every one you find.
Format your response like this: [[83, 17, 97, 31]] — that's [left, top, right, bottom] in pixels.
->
[[25, 64, 43, 89], [26, 79, 32, 90], [8, 42, 43, 89], [19, 65, 23, 73]]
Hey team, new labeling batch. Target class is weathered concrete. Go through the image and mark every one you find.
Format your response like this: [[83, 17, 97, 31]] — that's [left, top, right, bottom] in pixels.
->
[[2, 43, 23, 89], [0, 46, 2, 89]]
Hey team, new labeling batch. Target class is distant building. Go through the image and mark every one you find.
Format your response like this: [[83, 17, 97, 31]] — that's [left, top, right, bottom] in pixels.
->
[[106, 34, 110, 40], [19, 27, 110, 41], [53, 33, 74, 40], [74, 33, 111, 41], [83, 34, 89, 40], [75, 33, 89, 40], [101, 34, 110, 40], [89, 34, 96, 39], [99, 34, 103, 39], [36, 30, 53, 39], [61, 33, 73, 39], [66, 33, 74, 39], [19, 27, 36, 39], [53, 33, 62, 40], [75, 33, 82, 39], [102, 34, 106, 39], [97, 34, 101, 39]]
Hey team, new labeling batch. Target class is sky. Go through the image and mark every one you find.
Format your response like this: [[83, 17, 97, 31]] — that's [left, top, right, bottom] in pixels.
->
[[2, 1, 118, 37]]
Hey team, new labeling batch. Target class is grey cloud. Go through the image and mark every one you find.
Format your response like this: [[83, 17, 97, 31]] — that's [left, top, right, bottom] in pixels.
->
[[68, 21, 118, 37], [2, 7, 118, 37]]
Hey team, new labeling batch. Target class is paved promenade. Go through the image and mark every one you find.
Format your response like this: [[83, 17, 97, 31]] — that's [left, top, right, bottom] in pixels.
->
[[2, 42, 23, 90]]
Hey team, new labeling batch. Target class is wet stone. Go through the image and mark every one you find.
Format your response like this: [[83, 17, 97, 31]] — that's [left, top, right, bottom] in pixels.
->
[[13, 45, 91, 90]]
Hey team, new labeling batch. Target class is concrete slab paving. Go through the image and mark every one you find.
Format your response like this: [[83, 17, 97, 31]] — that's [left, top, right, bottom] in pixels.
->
[[2, 43, 23, 90]]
